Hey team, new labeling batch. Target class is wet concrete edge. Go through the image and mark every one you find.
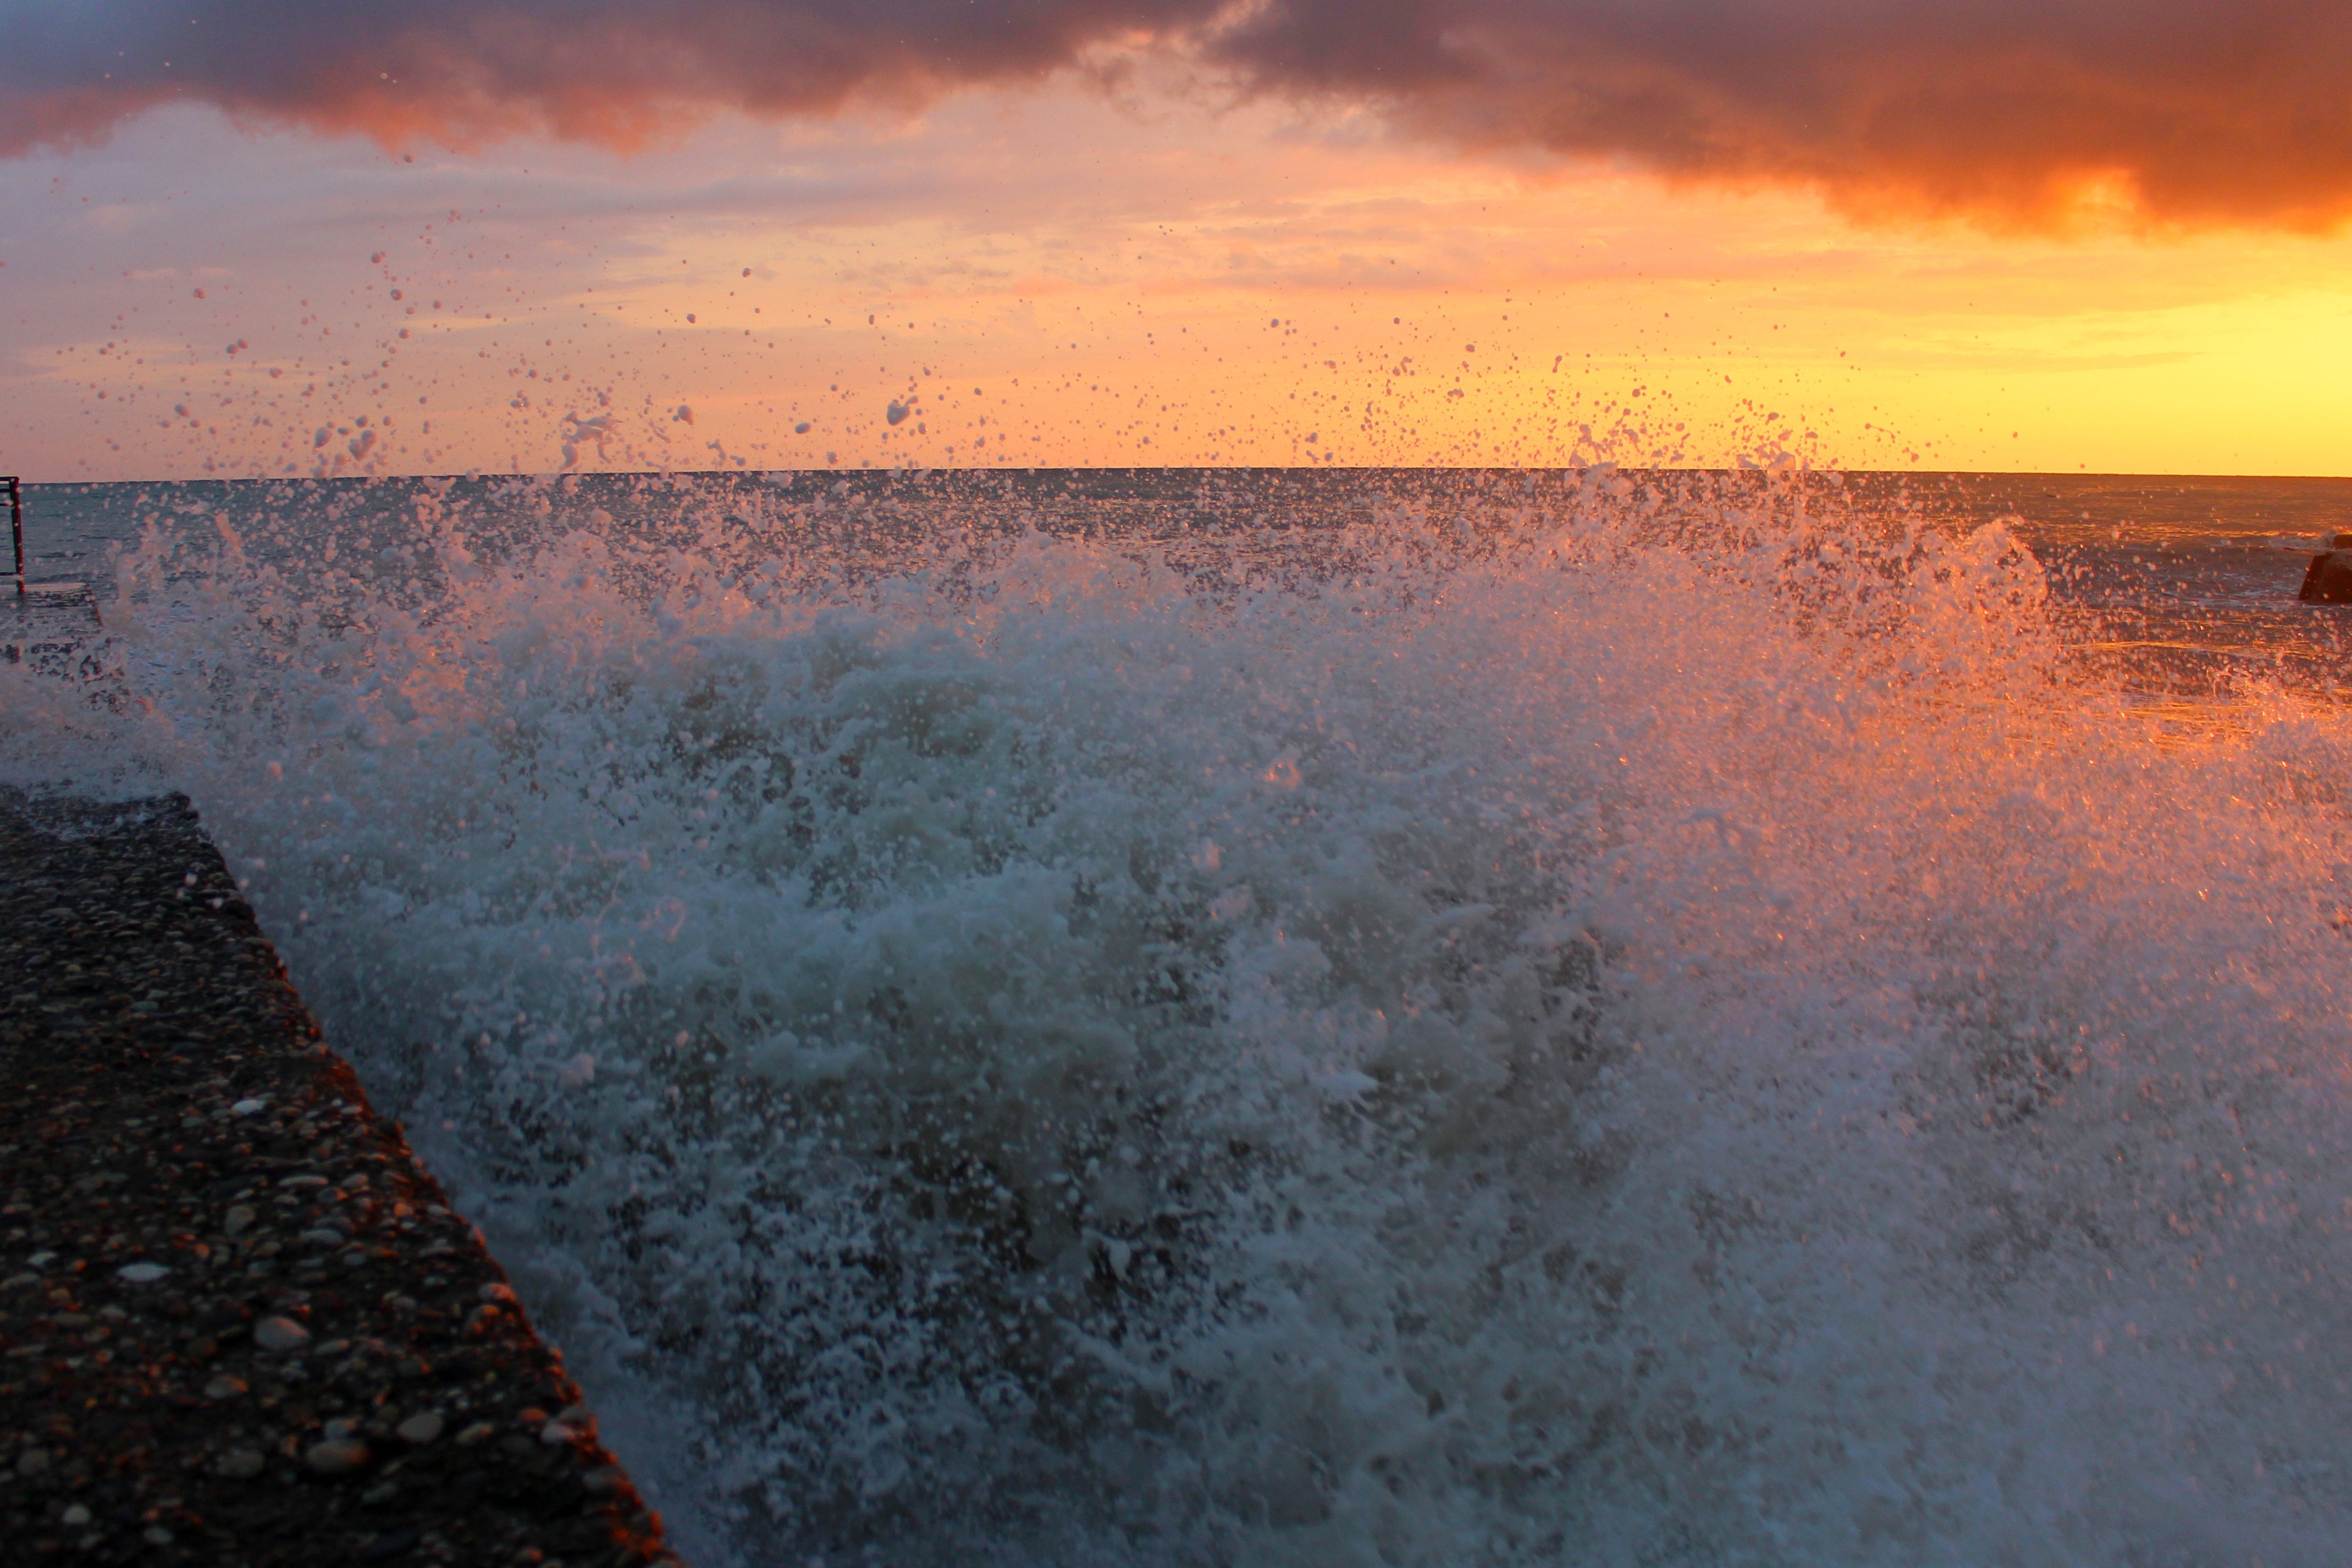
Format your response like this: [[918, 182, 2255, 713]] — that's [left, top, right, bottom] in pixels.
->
[[0, 788, 686, 1568]]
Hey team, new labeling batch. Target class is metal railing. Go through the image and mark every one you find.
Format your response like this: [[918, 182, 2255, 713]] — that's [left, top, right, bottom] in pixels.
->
[[3, 479, 89, 606], [3, 478, 104, 669]]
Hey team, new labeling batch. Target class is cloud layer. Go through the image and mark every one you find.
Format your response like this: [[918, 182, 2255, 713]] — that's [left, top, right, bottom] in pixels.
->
[[10, 1, 2352, 229]]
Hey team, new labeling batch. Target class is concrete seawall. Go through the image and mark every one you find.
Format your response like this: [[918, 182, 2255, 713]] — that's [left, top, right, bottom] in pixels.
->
[[0, 789, 684, 1568]]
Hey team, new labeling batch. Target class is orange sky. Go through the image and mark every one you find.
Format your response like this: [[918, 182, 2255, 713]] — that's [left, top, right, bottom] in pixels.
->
[[8, 71, 2352, 479]]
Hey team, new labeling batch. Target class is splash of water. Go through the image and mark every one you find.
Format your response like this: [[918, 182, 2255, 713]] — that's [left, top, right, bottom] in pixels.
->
[[10, 472, 2352, 1566]]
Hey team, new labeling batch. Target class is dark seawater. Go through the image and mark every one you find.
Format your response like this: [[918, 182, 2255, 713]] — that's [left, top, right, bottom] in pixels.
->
[[7, 468, 2352, 1567]]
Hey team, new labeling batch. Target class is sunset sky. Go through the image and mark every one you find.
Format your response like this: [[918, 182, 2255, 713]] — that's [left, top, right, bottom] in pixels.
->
[[8, 1, 2352, 481]]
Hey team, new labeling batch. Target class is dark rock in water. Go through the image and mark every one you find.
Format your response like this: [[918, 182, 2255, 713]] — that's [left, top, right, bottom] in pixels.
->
[[2298, 539, 2352, 602]]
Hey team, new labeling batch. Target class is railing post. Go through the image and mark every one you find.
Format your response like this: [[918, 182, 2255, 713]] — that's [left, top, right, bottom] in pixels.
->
[[5, 476, 20, 591]]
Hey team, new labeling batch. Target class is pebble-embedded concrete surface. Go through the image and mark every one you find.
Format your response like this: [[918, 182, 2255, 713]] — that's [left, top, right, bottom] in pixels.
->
[[0, 789, 683, 1567]]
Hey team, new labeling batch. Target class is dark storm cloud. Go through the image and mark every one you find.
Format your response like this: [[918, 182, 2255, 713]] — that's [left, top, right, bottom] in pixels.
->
[[1211, 0, 2352, 229], [8, 1, 2351, 228], [0, 0, 1216, 151]]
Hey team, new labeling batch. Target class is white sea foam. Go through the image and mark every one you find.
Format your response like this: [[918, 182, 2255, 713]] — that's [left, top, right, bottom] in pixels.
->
[[9, 474, 2352, 1566]]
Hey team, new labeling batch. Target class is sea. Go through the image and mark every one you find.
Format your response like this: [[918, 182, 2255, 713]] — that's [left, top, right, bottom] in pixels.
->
[[5, 467, 2352, 1567]]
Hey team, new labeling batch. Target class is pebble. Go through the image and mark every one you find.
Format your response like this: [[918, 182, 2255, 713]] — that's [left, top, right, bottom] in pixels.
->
[[223, 1204, 256, 1237], [60, 1504, 91, 1526], [540, 1404, 595, 1444], [203, 1374, 250, 1399], [395, 1410, 445, 1444], [116, 1261, 170, 1283], [216, 1449, 266, 1479], [230, 1097, 268, 1116], [305, 1437, 372, 1476], [454, 1421, 498, 1446], [362, 1529, 424, 1563], [253, 1315, 312, 1351]]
